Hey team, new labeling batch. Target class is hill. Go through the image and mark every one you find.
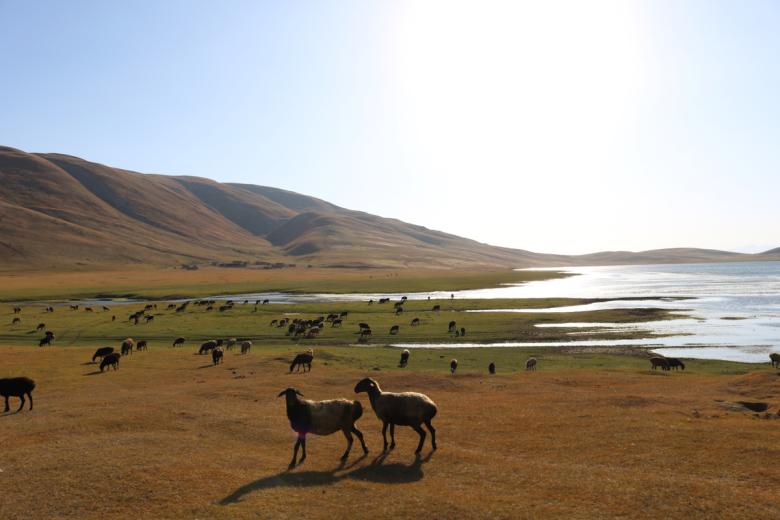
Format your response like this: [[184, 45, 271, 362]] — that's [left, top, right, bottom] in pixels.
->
[[1, 145, 778, 270]]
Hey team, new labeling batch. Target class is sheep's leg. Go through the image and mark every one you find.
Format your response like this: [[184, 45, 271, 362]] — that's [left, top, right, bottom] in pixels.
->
[[27, 392, 33, 411], [389, 423, 396, 450], [17, 394, 25, 412], [424, 419, 436, 450], [290, 438, 302, 468], [340, 428, 353, 460], [352, 426, 368, 454], [412, 425, 426, 454], [3, 396, 8, 413], [381, 421, 389, 451], [299, 436, 307, 463]]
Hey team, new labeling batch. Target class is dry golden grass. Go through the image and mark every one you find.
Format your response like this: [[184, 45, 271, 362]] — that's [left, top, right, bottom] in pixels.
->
[[2, 347, 780, 520]]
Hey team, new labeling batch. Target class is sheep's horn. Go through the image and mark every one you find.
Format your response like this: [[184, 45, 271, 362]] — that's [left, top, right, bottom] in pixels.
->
[[277, 390, 287, 397], [295, 390, 304, 397]]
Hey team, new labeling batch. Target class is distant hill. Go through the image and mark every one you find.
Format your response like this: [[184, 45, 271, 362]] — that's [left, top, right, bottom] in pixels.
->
[[1, 145, 778, 271], [763, 247, 780, 255]]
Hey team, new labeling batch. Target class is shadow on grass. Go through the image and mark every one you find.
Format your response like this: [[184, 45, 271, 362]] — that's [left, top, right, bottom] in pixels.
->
[[83, 370, 104, 376], [219, 451, 433, 505]]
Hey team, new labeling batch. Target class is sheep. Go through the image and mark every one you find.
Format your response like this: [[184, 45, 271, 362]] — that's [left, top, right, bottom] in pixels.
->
[[240, 340, 252, 354], [526, 357, 537, 371], [278, 387, 368, 468], [136, 340, 148, 351], [199, 340, 218, 355], [172, 337, 185, 348], [100, 353, 121, 372], [410, 318, 420, 327], [331, 319, 342, 327], [460, 327, 466, 337], [450, 359, 458, 374], [36, 323, 46, 331], [121, 338, 134, 356], [488, 362, 496, 374], [290, 350, 314, 372], [92, 346, 114, 362], [448, 321, 457, 333], [358, 322, 370, 331], [1, 377, 35, 413], [225, 338, 237, 351], [667, 358, 685, 370], [770, 353, 780, 368], [399, 349, 410, 368], [38, 336, 52, 347], [11, 317, 20, 325], [389, 325, 400, 335], [212, 347, 224, 365], [270, 319, 278, 327], [649, 357, 670, 371], [354, 377, 437, 453], [432, 305, 441, 312]]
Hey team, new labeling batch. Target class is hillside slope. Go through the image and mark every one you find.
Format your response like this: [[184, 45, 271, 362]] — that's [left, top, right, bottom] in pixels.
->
[[1, 146, 778, 271]]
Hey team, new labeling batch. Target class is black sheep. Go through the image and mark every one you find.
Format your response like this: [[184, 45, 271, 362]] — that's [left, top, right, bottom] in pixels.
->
[[100, 353, 121, 372], [1, 377, 36, 413], [92, 346, 114, 362]]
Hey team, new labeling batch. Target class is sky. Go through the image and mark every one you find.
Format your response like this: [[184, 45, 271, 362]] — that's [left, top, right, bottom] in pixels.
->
[[1, 0, 779, 255]]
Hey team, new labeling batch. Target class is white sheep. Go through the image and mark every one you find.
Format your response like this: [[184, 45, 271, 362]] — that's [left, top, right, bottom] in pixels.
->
[[278, 387, 368, 468], [354, 377, 437, 454]]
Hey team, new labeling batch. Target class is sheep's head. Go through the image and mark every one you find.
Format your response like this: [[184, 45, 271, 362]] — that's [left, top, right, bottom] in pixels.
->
[[354, 377, 378, 394], [277, 388, 303, 398]]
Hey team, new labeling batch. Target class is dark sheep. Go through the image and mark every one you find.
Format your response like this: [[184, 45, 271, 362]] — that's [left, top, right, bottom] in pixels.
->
[[12, 317, 20, 325], [770, 353, 780, 368], [290, 351, 314, 372], [448, 321, 457, 333], [92, 346, 114, 362], [199, 340, 218, 355], [526, 358, 537, 371], [121, 338, 134, 356], [212, 347, 224, 365], [136, 340, 148, 351], [399, 349, 410, 368], [667, 358, 685, 370], [488, 362, 496, 374], [173, 337, 185, 348], [460, 327, 466, 337], [410, 318, 420, 327], [36, 323, 46, 331], [1, 377, 35, 413], [450, 359, 458, 374], [38, 336, 52, 347], [100, 353, 121, 372], [389, 325, 400, 335], [649, 357, 670, 371], [240, 340, 252, 354]]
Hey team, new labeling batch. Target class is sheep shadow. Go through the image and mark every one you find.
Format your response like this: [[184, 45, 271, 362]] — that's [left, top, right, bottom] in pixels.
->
[[219, 451, 432, 505], [83, 370, 104, 376]]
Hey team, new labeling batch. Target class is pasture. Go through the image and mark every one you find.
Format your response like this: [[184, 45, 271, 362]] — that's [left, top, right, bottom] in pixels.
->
[[2, 345, 780, 519]]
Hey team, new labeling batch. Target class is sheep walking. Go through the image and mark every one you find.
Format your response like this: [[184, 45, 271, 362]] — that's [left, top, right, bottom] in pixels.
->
[[278, 388, 368, 468], [354, 377, 437, 454], [450, 359, 458, 374], [212, 347, 224, 365], [526, 358, 537, 371], [770, 353, 780, 368], [240, 340, 251, 354], [1, 377, 35, 413], [100, 353, 121, 372], [399, 349, 410, 368], [290, 350, 314, 372], [121, 338, 134, 356]]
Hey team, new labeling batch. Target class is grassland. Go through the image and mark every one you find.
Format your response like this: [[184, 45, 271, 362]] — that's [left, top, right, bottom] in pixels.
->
[[2, 344, 779, 520], [0, 266, 570, 301], [0, 297, 682, 349]]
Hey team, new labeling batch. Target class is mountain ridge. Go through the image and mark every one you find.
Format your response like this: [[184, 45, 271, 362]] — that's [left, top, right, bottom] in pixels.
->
[[1, 145, 778, 271]]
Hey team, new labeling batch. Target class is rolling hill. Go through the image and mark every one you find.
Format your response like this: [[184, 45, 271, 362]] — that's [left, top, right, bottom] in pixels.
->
[[1, 145, 778, 271]]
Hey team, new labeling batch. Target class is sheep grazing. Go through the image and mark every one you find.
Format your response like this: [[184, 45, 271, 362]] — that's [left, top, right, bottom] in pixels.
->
[[38, 336, 52, 347], [526, 358, 537, 371], [92, 346, 114, 362], [450, 359, 458, 374], [225, 338, 237, 350], [389, 325, 400, 335], [1, 377, 36, 413], [11, 317, 20, 325], [649, 357, 670, 371], [212, 347, 224, 365], [290, 350, 314, 372], [199, 340, 218, 355], [667, 358, 685, 370], [136, 340, 148, 351], [410, 318, 420, 327], [100, 353, 121, 372], [354, 377, 437, 454], [770, 353, 780, 368], [240, 340, 252, 354], [172, 337, 185, 348], [399, 349, 410, 368], [36, 323, 46, 331], [488, 362, 496, 374], [278, 387, 368, 468], [121, 338, 134, 356]]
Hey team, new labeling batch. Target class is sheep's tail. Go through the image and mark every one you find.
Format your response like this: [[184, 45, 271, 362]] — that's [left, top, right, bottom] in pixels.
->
[[352, 400, 364, 422]]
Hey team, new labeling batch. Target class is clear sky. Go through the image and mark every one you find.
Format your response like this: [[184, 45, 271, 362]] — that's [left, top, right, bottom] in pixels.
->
[[1, 0, 778, 255]]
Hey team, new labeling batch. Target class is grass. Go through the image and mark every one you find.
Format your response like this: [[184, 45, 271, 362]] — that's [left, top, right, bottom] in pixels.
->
[[2, 345, 779, 520], [0, 266, 571, 301], [0, 297, 685, 349]]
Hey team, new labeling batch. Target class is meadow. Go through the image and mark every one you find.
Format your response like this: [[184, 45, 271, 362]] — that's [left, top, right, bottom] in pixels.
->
[[2, 284, 779, 519]]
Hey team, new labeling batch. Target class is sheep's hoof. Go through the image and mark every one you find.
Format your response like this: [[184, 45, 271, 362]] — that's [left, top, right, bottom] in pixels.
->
[[389, 443, 395, 450], [288, 461, 296, 470]]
